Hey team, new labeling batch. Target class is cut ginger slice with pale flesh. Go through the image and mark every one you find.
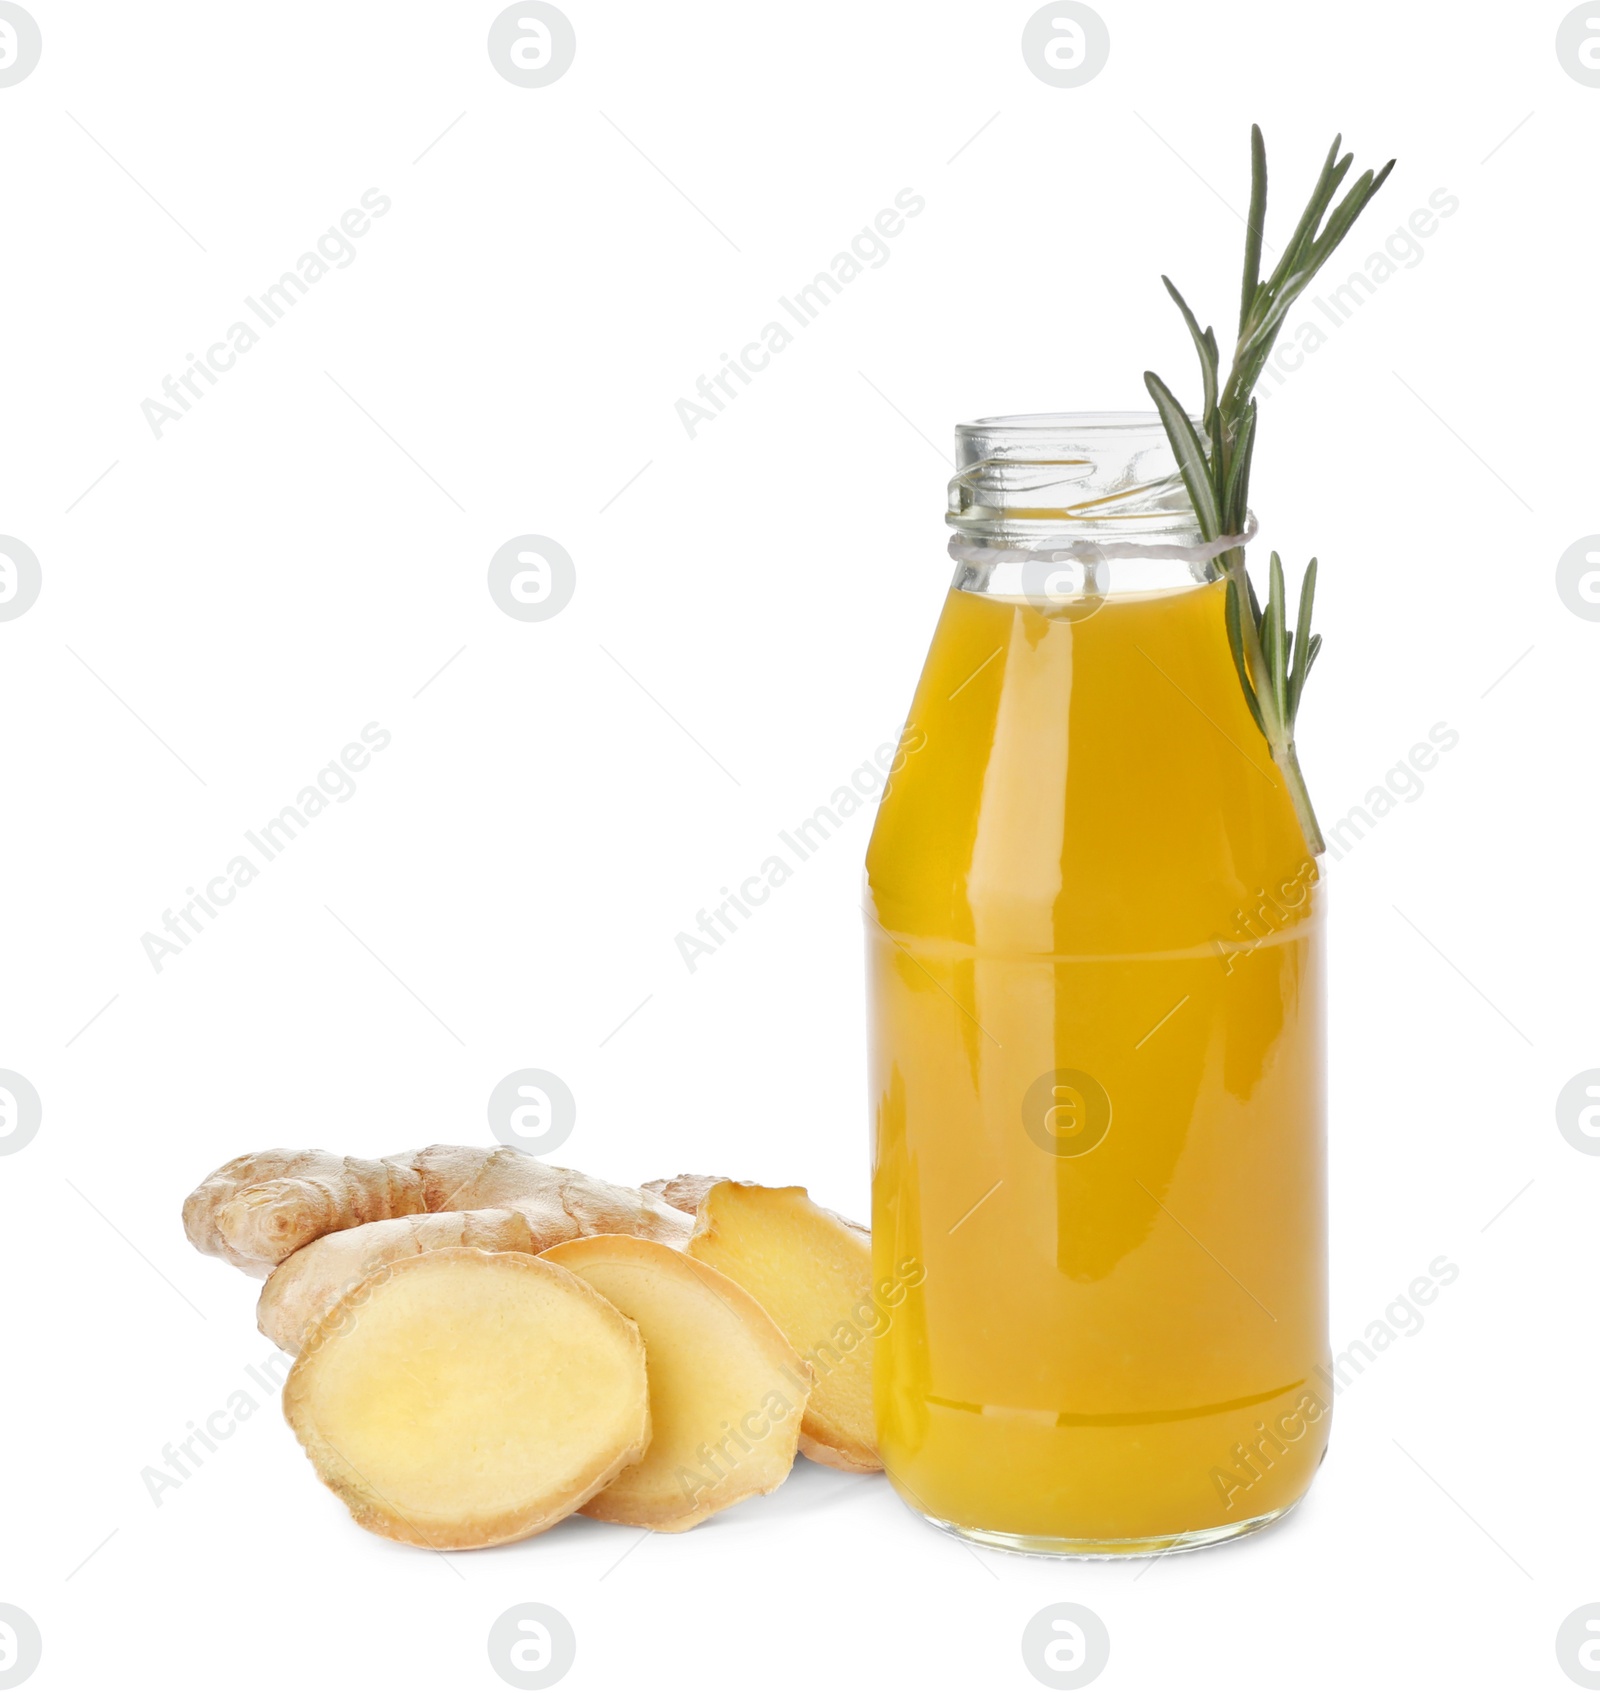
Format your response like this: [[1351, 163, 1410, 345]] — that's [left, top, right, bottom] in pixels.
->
[[542, 1234, 813, 1531], [283, 1248, 649, 1550], [667, 1180, 882, 1473], [183, 1145, 888, 1542], [257, 1209, 541, 1355]]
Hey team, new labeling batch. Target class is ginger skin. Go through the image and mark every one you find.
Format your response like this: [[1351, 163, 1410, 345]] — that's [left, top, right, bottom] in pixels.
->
[[184, 1144, 691, 1278], [643, 1174, 726, 1215]]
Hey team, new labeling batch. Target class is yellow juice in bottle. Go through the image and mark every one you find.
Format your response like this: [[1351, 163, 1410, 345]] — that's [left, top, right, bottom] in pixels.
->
[[866, 563, 1328, 1553]]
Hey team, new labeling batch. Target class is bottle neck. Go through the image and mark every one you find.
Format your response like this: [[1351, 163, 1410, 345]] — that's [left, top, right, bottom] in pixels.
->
[[946, 411, 1220, 605], [948, 542, 1222, 604]]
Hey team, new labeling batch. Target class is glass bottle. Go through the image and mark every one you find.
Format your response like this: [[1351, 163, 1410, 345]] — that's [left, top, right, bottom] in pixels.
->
[[865, 413, 1328, 1556]]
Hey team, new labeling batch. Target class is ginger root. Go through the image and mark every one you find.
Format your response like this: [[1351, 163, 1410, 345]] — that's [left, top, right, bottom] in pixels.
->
[[185, 1141, 886, 1544], [184, 1144, 690, 1277], [283, 1248, 650, 1549], [661, 1178, 881, 1473], [642, 1174, 725, 1214], [258, 1210, 544, 1354], [542, 1235, 812, 1531]]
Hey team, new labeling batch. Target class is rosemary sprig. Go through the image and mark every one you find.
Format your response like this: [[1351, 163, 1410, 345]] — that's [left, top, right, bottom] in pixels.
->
[[1144, 127, 1394, 856]]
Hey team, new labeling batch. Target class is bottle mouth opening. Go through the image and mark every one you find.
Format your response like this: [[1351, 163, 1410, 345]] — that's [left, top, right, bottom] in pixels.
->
[[948, 411, 1204, 543]]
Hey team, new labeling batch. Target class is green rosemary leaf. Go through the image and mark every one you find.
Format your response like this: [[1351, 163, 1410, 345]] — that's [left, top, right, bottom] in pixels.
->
[[1161, 276, 1218, 425], [1221, 400, 1257, 533], [1288, 557, 1319, 721], [1308, 170, 1377, 262], [1234, 160, 1397, 407], [1268, 551, 1288, 720], [1225, 576, 1266, 735], [1232, 261, 1341, 407], [1307, 161, 1397, 272], [1263, 553, 1278, 659], [1265, 137, 1349, 295], [1231, 282, 1320, 393], [1143, 371, 1221, 538], [1227, 282, 1328, 409], [1239, 125, 1267, 337]]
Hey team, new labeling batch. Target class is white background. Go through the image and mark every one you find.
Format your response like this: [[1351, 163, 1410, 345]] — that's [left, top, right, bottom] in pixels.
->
[[1, 2, 1595, 1689]]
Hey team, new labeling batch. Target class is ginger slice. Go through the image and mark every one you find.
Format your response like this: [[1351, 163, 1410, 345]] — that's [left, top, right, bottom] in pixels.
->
[[542, 1235, 812, 1531], [258, 1210, 542, 1355], [184, 1144, 690, 1277], [675, 1182, 881, 1473], [283, 1249, 649, 1549]]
